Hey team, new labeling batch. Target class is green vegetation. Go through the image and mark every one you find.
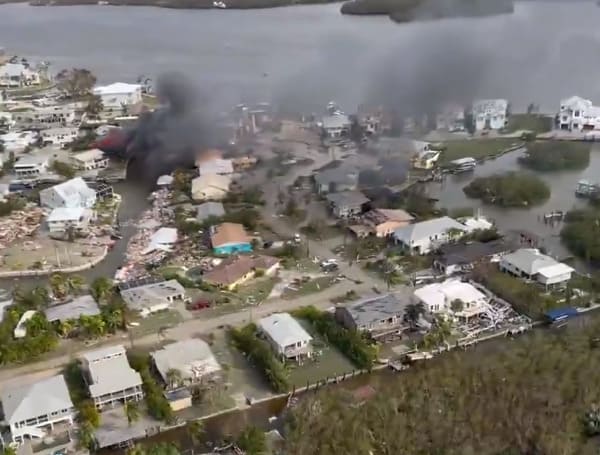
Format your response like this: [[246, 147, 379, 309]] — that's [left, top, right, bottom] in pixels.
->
[[561, 208, 600, 264], [55, 68, 96, 99], [438, 138, 519, 164], [64, 360, 99, 449], [471, 264, 559, 318], [292, 306, 377, 370], [230, 324, 290, 392], [340, 0, 514, 22], [463, 172, 550, 207], [0, 195, 26, 217], [50, 160, 76, 178], [236, 425, 268, 455], [128, 443, 181, 455], [128, 353, 174, 422], [223, 185, 265, 205], [506, 113, 553, 133], [283, 316, 600, 454], [518, 141, 590, 171]]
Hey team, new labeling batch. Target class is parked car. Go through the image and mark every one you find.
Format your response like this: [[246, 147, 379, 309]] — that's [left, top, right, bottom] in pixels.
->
[[187, 299, 211, 310]]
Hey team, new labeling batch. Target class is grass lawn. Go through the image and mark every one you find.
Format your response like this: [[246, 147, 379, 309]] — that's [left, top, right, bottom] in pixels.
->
[[128, 310, 184, 338], [506, 114, 553, 133], [287, 321, 356, 388], [228, 277, 279, 305], [281, 276, 336, 300], [300, 224, 344, 240], [438, 138, 521, 164]]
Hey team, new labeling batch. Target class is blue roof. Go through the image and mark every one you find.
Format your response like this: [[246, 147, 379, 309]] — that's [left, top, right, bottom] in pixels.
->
[[545, 307, 578, 321]]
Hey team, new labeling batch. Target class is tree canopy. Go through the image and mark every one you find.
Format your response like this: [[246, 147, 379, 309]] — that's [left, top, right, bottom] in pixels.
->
[[518, 141, 590, 171], [561, 208, 600, 264], [283, 317, 600, 454], [463, 172, 550, 207], [55, 68, 96, 99]]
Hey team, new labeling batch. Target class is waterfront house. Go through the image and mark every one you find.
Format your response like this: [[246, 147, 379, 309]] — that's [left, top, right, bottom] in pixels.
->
[[436, 104, 466, 132], [120, 279, 187, 317], [335, 293, 410, 341], [71, 148, 109, 170], [361, 208, 415, 238], [39, 177, 96, 209], [46, 207, 95, 233], [44, 294, 100, 323], [191, 174, 232, 201], [210, 222, 252, 255], [325, 191, 370, 218], [13, 153, 48, 178], [203, 255, 280, 290], [39, 127, 78, 148], [414, 279, 489, 320], [196, 201, 225, 223], [472, 99, 509, 131], [93, 82, 142, 110], [1, 131, 39, 153], [558, 95, 600, 131], [143, 227, 178, 254], [0, 63, 40, 88], [13, 105, 78, 129], [357, 105, 392, 136], [433, 239, 513, 276], [257, 313, 313, 361], [81, 345, 144, 410], [321, 114, 352, 139], [151, 339, 222, 389], [198, 158, 234, 176], [1, 375, 75, 444], [499, 248, 574, 288], [393, 216, 467, 255], [314, 166, 359, 195]]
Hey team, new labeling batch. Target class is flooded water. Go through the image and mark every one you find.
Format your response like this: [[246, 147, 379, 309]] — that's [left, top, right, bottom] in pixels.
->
[[3, 2, 600, 112], [426, 146, 600, 262]]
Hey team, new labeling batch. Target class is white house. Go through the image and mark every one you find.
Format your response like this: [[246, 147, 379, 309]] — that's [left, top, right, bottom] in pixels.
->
[[436, 104, 466, 132], [13, 154, 49, 179], [143, 227, 178, 254], [257, 313, 313, 361], [46, 207, 95, 233], [393, 216, 467, 255], [93, 82, 142, 110], [321, 114, 352, 139], [0, 63, 40, 88], [1, 375, 75, 444], [0, 131, 38, 153], [40, 127, 79, 148], [414, 279, 489, 320], [120, 279, 187, 317], [499, 248, 574, 288], [558, 96, 600, 132], [198, 158, 234, 176], [39, 177, 97, 209], [71, 148, 109, 170], [81, 345, 144, 410], [472, 99, 509, 131], [151, 339, 222, 388], [13, 105, 78, 129]]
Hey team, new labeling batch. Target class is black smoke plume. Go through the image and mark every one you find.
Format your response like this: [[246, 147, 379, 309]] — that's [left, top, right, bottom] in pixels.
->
[[122, 73, 221, 185]]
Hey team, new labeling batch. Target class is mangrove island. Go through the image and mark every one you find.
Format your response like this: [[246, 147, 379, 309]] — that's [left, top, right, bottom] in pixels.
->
[[463, 172, 550, 207], [518, 141, 591, 172]]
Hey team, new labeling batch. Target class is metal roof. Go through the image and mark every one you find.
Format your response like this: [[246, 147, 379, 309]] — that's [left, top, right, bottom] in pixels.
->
[[44, 295, 100, 322], [151, 339, 221, 382], [258, 313, 312, 348]]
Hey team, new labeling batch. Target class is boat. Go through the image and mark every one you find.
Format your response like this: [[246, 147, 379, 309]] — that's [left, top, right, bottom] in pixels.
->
[[575, 179, 600, 198], [448, 157, 476, 173], [213, 1, 227, 8]]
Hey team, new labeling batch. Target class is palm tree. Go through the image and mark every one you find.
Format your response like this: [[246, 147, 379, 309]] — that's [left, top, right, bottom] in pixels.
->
[[127, 445, 146, 455], [49, 273, 68, 299], [236, 425, 267, 455], [58, 319, 74, 338], [450, 298, 464, 313], [186, 420, 205, 446], [2, 446, 17, 455], [102, 305, 124, 333], [78, 422, 95, 450], [124, 401, 140, 425], [90, 277, 114, 303], [165, 368, 182, 389], [66, 274, 86, 294], [79, 315, 106, 339], [404, 302, 425, 330], [84, 94, 104, 118]]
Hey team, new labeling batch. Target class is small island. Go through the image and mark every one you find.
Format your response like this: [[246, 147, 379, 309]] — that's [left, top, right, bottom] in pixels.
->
[[560, 208, 600, 264], [341, 0, 514, 22], [518, 141, 591, 172], [463, 172, 550, 207]]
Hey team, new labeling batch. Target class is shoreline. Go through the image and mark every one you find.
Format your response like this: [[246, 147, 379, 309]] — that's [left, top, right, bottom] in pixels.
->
[[0, 0, 342, 9]]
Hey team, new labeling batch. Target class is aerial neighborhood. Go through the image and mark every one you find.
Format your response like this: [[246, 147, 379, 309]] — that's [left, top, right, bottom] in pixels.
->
[[1, 46, 600, 455]]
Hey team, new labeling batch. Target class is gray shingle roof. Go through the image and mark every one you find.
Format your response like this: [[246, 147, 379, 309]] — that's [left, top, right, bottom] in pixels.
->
[[325, 191, 370, 208], [44, 294, 100, 322], [196, 202, 225, 222], [2, 375, 73, 425], [342, 294, 409, 328], [151, 339, 221, 382], [314, 166, 359, 188]]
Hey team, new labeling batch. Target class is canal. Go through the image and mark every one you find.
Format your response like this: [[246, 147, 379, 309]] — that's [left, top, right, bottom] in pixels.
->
[[426, 145, 600, 262]]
